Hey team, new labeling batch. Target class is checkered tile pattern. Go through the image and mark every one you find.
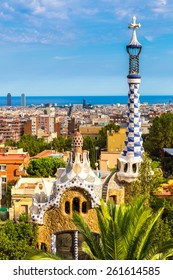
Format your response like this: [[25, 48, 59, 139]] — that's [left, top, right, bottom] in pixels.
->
[[122, 83, 144, 158]]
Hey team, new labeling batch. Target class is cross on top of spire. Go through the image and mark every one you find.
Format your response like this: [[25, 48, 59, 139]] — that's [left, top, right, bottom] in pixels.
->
[[127, 16, 141, 47], [128, 16, 141, 30]]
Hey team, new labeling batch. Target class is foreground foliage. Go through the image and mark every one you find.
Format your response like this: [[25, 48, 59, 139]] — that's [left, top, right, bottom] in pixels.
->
[[25, 251, 61, 260], [0, 218, 38, 260], [73, 197, 173, 260], [126, 153, 164, 202]]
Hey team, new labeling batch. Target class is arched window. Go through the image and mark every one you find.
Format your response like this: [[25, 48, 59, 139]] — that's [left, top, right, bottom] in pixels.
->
[[109, 195, 117, 204], [73, 197, 80, 212], [132, 163, 137, 173], [82, 202, 87, 213], [124, 163, 128, 172], [65, 201, 70, 214]]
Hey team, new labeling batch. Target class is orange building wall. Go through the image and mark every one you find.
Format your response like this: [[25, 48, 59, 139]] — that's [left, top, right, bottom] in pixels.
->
[[0, 154, 30, 183]]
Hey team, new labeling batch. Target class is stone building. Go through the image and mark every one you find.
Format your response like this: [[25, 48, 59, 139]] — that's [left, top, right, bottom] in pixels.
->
[[28, 131, 124, 259]]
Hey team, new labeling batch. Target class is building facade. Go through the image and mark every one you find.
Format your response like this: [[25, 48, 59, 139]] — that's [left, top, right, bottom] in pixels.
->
[[0, 119, 24, 142], [0, 148, 30, 205], [24, 115, 60, 138]]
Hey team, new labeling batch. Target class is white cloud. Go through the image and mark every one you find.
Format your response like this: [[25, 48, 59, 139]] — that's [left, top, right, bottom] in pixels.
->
[[157, 0, 167, 5], [54, 56, 80, 60], [0, 0, 173, 46], [144, 36, 154, 42], [2, 2, 15, 12]]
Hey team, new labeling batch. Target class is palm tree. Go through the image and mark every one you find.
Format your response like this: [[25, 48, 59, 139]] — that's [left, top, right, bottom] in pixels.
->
[[25, 250, 61, 260], [73, 196, 173, 260]]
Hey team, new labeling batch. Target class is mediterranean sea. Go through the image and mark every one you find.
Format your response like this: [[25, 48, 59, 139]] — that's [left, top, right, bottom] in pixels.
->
[[0, 95, 173, 107]]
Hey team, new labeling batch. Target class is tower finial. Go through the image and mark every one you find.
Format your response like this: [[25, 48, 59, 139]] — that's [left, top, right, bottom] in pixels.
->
[[126, 16, 142, 75], [128, 16, 141, 46], [128, 16, 141, 30]]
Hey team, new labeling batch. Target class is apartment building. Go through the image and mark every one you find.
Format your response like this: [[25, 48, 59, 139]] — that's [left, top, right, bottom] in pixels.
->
[[0, 119, 24, 141], [0, 148, 30, 205]]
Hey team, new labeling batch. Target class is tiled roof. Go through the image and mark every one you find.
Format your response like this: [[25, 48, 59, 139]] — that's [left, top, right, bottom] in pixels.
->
[[0, 153, 28, 161]]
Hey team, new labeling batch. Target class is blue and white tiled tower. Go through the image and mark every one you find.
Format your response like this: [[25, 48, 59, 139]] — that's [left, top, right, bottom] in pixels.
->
[[117, 16, 144, 183]]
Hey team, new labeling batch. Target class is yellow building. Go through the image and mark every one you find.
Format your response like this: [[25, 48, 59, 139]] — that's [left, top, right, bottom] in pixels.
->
[[107, 127, 126, 153], [100, 151, 122, 171], [79, 125, 103, 139], [99, 128, 126, 171], [10, 177, 55, 220]]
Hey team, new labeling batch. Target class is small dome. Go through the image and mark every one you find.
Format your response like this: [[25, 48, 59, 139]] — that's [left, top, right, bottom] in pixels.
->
[[73, 131, 82, 137]]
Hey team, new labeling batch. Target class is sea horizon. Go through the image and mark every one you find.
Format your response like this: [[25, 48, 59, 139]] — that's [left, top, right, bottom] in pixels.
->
[[1, 95, 173, 106]]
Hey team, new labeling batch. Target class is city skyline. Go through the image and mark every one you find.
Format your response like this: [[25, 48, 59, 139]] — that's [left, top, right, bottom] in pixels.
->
[[0, 0, 173, 96]]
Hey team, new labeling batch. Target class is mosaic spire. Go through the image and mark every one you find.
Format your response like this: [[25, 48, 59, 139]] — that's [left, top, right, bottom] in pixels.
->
[[117, 16, 144, 183]]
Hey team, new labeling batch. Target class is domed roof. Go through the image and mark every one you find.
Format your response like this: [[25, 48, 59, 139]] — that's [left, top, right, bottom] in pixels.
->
[[73, 131, 82, 137]]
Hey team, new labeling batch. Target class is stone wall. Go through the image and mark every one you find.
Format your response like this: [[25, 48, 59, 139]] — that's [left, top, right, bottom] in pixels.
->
[[38, 188, 99, 251]]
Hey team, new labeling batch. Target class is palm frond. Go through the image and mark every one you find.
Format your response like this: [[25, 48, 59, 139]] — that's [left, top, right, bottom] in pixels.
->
[[73, 196, 173, 260], [72, 211, 103, 259], [26, 250, 61, 260]]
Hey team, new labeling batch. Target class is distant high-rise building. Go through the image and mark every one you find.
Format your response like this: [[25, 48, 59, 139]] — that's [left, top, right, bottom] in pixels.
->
[[21, 93, 26, 107], [7, 93, 11, 106], [83, 99, 87, 108]]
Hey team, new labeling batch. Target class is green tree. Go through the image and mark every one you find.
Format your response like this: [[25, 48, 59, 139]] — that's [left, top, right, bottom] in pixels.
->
[[5, 184, 13, 208], [27, 157, 66, 177], [50, 136, 72, 152], [0, 217, 38, 260], [144, 113, 173, 158], [96, 122, 120, 150], [150, 196, 173, 237], [126, 153, 164, 202], [73, 196, 173, 260], [83, 136, 96, 169], [5, 139, 17, 147], [17, 134, 48, 156]]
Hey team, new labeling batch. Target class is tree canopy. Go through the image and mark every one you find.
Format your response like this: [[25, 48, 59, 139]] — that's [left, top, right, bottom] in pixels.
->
[[27, 157, 66, 177], [126, 153, 164, 202], [5, 134, 72, 157], [50, 136, 72, 152], [83, 136, 96, 169], [0, 217, 38, 260], [17, 135, 47, 156], [144, 113, 173, 158]]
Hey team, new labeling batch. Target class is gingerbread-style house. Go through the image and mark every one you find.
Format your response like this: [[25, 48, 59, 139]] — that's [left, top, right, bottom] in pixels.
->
[[29, 131, 124, 259]]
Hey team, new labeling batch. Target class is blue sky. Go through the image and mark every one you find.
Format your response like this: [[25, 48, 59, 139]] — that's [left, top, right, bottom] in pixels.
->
[[0, 0, 173, 96]]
